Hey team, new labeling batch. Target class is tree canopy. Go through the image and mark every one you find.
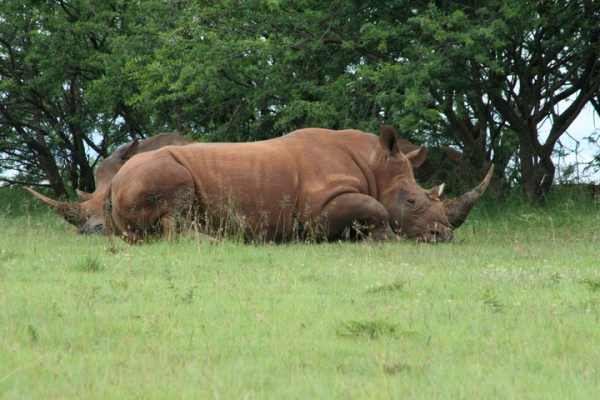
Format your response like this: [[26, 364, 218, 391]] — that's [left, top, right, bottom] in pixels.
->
[[1, 0, 599, 204]]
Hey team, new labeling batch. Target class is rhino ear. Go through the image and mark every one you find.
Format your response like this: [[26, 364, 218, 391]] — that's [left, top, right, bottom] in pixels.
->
[[121, 138, 140, 161], [404, 146, 429, 168], [426, 183, 445, 199], [379, 125, 400, 154]]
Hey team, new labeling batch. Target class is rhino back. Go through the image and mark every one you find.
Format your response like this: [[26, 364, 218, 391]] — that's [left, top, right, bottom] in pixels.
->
[[162, 130, 379, 231]]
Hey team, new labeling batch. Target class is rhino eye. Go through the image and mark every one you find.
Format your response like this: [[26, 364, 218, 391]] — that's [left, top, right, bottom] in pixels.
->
[[407, 199, 416, 205]]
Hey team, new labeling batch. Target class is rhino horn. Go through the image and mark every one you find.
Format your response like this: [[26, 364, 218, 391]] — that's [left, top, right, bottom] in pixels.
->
[[443, 165, 494, 228], [23, 187, 87, 227], [76, 189, 94, 202]]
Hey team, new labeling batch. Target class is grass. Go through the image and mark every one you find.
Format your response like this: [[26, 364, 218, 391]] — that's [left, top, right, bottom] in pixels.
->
[[1, 185, 599, 398]]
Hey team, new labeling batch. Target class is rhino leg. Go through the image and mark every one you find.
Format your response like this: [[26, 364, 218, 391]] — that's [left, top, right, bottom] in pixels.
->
[[322, 193, 398, 242]]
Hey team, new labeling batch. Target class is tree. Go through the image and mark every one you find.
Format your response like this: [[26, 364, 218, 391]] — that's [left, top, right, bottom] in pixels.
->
[[3, 0, 598, 204], [134, 1, 600, 200], [128, 1, 448, 145], [409, 0, 600, 204], [0, 0, 158, 196]]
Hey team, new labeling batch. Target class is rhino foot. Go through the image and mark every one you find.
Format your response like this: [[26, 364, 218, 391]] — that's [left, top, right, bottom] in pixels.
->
[[370, 226, 401, 242]]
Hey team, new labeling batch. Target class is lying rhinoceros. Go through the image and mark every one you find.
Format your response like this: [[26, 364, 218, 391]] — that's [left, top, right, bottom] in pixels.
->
[[106, 126, 493, 243]]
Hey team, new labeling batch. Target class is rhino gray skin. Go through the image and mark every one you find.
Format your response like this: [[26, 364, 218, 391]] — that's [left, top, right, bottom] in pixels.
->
[[25, 133, 194, 234], [106, 126, 493, 244]]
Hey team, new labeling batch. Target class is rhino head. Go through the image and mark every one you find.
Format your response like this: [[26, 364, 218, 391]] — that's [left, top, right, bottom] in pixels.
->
[[24, 185, 108, 235], [376, 126, 493, 242], [23, 138, 144, 235]]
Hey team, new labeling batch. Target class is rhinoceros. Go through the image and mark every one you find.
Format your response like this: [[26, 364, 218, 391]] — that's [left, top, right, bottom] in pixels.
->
[[24, 133, 194, 234], [106, 126, 493, 243]]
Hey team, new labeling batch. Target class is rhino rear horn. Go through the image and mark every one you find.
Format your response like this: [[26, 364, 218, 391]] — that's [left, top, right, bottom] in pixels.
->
[[443, 165, 494, 228], [76, 189, 93, 202], [24, 187, 87, 227]]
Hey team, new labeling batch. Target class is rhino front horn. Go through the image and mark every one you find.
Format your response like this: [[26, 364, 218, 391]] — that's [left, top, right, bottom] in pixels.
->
[[443, 165, 494, 228], [23, 187, 87, 227]]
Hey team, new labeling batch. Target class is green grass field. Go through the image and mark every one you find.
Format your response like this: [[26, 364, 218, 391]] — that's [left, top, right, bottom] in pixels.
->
[[1, 187, 599, 399]]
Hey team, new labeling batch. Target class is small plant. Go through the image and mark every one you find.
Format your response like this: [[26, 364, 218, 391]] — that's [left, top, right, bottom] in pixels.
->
[[76, 256, 103, 272], [27, 324, 39, 344], [582, 297, 600, 311], [481, 288, 505, 313], [381, 362, 416, 375], [549, 271, 562, 284], [178, 285, 197, 305], [580, 277, 600, 292], [336, 319, 399, 340], [366, 279, 405, 294]]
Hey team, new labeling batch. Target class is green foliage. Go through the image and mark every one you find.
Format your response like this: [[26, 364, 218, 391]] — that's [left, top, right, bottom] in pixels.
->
[[124, 1, 430, 140], [1, 0, 599, 204], [0, 0, 166, 194]]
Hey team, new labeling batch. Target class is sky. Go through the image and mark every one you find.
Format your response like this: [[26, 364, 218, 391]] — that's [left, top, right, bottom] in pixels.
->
[[545, 104, 600, 183]]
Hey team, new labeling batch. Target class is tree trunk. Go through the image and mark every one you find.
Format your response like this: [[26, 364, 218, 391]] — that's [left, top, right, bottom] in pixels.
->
[[519, 141, 555, 206], [39, 153, 70, 199], [70, 132, 96, 193], [28, 133, 70, 198], [29, 110, 70, 198], [66, 77, 96, 193]]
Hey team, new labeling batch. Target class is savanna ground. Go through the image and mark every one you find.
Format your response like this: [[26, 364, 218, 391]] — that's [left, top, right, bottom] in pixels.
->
[[1, 186, 599, 399]]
